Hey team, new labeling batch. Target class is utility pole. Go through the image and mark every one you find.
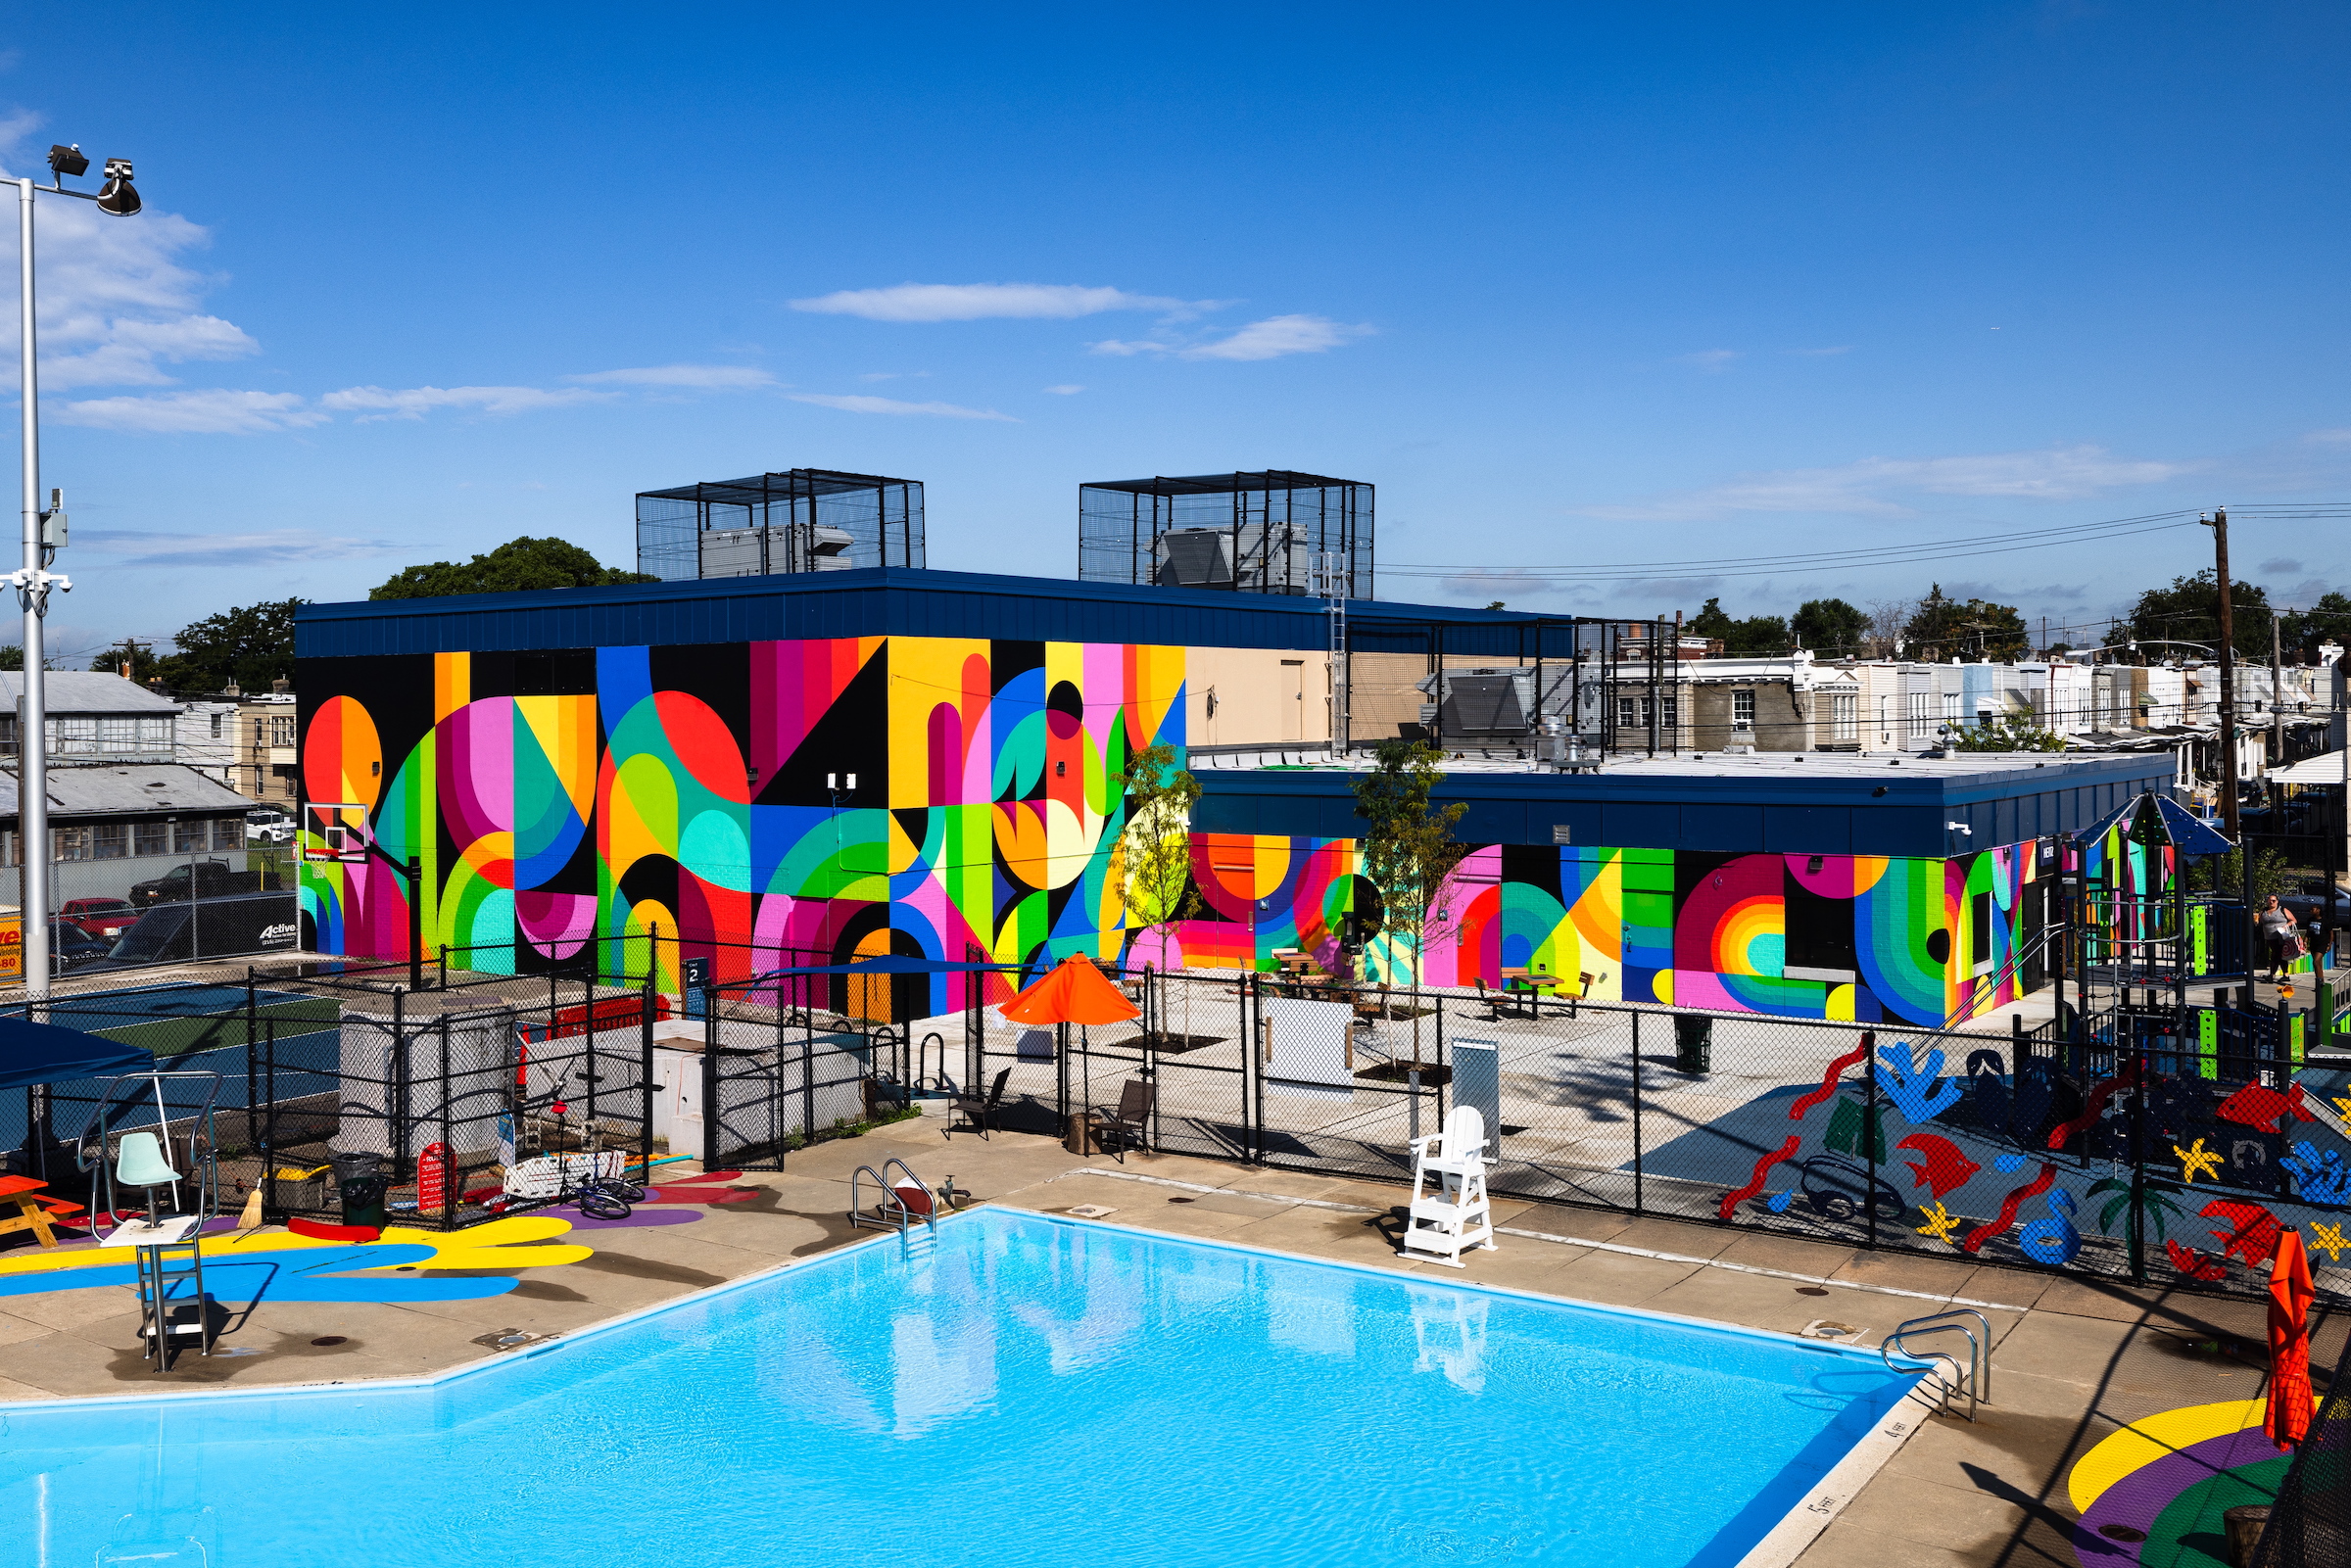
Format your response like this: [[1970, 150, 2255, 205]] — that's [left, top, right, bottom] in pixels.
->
[[2271, 609, 2285, 776], [2209, 509, 2237, 841]]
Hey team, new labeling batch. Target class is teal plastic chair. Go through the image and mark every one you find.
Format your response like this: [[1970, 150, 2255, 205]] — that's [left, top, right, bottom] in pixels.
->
[[116, 1132, 181, 1220]]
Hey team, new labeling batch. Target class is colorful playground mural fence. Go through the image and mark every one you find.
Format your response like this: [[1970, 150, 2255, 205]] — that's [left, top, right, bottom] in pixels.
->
[[301, 636, 2160, 1027]]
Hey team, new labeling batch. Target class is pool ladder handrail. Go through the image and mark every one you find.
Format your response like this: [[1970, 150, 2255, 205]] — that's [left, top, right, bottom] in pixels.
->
[[1881, 1308, 1991, 1421], [849, 1158, 937, 1234]]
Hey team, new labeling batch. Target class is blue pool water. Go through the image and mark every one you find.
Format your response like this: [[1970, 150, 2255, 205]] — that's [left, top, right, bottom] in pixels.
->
[[1, 1210, 1920, 1567]]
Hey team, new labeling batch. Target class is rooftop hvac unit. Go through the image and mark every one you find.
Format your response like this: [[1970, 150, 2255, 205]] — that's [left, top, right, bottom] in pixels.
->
[[1415, 667, 1561, 739], [696, 522, 860, 578], [1152, 522, 1316, 594]]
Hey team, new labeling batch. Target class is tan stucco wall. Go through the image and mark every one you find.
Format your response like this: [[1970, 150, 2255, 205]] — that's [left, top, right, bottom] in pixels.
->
[[1185, 645, 1332, 746]]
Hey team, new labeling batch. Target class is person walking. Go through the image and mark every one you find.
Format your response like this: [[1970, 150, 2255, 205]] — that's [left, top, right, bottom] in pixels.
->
[[2256, 893, 2300, 981]]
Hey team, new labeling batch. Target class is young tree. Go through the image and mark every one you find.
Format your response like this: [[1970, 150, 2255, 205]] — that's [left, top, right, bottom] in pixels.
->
[[1350, 740, 1467, 988], [1948, 714, 2067, 753], [151, 599, 303, 693], [1790, 597, 1870, 657], [1112, 741, 1201, 972], [369, 537, 657, 600], [1903, 585, 2027, 661], [1864, 596, 1915, 657]]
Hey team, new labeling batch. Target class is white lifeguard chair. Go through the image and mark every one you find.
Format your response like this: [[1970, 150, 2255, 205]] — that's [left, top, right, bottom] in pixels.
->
[[1397, 1106, 1494, 1268]]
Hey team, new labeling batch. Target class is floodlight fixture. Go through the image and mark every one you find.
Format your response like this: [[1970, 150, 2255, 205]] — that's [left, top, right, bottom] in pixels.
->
[[46, 144, 87, 181], [95, 158, 140, 216]]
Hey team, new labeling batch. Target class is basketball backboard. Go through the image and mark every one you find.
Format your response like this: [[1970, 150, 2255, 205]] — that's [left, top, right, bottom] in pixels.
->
[[302, 802, 373, 864]]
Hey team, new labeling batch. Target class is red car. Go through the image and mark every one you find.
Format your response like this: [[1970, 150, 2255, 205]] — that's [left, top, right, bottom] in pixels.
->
[[61, 896, 139, 941]]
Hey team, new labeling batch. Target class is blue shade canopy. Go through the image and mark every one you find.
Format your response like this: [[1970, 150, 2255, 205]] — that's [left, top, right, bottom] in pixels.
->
[[2074, 790, 2235, 857], [0, 1015, 155, 1092]]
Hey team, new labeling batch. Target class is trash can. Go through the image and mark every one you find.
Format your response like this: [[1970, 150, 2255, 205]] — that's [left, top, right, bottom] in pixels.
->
[[1674, 1015, 1711, 1074], [329, 1151, 388, 1230]]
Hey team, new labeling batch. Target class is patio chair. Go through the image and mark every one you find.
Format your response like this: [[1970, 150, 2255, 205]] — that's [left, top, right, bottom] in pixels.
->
[[1088, 1079, 1155, 1164], [1472, 977, 1534, 1022], [949, 1068, 1012, 1140]]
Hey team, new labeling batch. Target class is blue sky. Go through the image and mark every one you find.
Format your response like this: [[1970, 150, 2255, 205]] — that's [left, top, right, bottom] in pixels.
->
[[4, 2, 2348, 658]]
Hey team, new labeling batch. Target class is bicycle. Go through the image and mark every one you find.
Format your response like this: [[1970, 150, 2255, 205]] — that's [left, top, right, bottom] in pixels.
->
[[514, 1071, 639, 1220]]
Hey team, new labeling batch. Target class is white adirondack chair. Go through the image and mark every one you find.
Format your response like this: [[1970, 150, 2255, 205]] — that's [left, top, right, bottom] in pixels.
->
[[1397, 1106, 1495, 1268]]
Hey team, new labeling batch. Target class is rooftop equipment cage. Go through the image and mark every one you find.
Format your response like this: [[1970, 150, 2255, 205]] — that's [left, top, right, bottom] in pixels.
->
[[636, 469, 925, 582], [1078, 470, 1372, 598]]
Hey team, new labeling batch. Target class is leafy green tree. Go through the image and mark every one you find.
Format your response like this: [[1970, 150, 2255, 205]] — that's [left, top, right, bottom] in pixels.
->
[[151, 599, 303, 693], [88, 641, 162, 683], [1113, 741, 1201, 973], [2279, 591, 2351, 658], [1686, 596, 1790, 655], [369, 537, 656, 600], [2125, 569, 2274, 661], [2185, 846, 2291, 899], [1790, 597, 1870, 657], [1903, 585, 2028, 661], [1351, 740, 1467, 992]]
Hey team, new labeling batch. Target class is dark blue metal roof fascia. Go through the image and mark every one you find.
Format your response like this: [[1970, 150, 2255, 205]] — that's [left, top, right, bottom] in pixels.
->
[[1192, 757, 2181, 859], [294, 566, 1575, 659]]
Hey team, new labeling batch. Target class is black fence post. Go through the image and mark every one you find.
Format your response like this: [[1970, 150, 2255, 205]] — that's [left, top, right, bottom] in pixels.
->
[[243, 966, 259, 1161], [639, 966, 655, 1185], [262, 1016, 277, 1220], [701, 1013, 719, 1168], [1245, 973, 1262, 1164], [391, 986, 408, 1184], [1861, 1028, 1880, 1249], [438, 1016, 455, 1230], [2129, 1020, 2148, 1282], [1631, 1010, 1644, 1213]]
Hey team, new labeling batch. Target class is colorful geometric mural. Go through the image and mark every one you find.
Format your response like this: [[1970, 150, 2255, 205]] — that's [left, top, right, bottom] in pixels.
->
[[304, 638, 1184, 1014], [304, 635, 2127, 1027], [1162, 838, 2047, 1026]]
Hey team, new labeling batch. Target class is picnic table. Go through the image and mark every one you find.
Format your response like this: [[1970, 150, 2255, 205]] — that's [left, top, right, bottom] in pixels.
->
[[0, 1173, 85, 1249]]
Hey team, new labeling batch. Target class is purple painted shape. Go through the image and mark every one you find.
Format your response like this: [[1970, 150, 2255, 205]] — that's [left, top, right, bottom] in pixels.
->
[[2075, 1424, 2284, 1555], [546, 1205, 703, 1231]]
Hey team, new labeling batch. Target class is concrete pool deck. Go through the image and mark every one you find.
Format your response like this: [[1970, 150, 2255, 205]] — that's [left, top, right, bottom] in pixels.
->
[[0, 1106, 2330, 1567]]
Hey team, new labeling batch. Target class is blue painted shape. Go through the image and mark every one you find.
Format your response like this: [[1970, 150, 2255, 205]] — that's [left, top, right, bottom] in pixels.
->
[[1994, 1154, 2028, 1173], [2017, 1189, 2082, 1265], [1765, 1190, 1796, 1213], [2283, 1141, 2351, 1207], [1873, 1041, 1964, 1124]]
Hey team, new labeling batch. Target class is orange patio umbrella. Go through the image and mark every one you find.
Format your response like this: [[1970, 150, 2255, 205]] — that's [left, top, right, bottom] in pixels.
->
[[2267, 1228, 2316, 1450], [999, 955, 1139, 1026]]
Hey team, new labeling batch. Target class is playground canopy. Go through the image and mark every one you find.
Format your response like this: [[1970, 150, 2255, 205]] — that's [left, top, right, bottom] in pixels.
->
[[2074, 790, 2234, 858]]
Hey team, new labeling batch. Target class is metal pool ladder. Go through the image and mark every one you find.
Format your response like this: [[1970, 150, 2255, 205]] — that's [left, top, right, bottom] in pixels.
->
[[1881, 1309, 1991, 1421], [849, 1159, 937, 1234]]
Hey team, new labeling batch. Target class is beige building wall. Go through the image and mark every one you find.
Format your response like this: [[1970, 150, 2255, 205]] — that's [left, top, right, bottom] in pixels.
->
[[1184, 646, 1332, 747], [1346, 651, 1546, 745]]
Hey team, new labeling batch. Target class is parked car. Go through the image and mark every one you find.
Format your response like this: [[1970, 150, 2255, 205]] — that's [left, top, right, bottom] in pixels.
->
[[2283, 880, 2351, 932], [246, 808, 294, 844], [128, 859, 265, 907], [59, 896, 139, 941], [47, 921, 112, 971], [86, 891, 300, 970]]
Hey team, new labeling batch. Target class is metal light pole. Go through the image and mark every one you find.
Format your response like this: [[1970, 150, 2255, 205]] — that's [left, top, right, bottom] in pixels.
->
[[11, 146, 140, 998]]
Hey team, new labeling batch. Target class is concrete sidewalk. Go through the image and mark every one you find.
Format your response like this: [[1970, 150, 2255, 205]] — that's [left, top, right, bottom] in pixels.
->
[[0, 1104, 2326, 1567]]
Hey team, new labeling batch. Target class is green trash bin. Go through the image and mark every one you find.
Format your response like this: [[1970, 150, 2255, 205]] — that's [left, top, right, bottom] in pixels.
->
[[329, 1151, 388, 1230], [1674, 1014, 1712, 1074]]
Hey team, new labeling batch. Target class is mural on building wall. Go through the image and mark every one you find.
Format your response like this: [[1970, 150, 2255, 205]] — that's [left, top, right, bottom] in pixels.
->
[[303, 635, 2141, 1026], [302, 637, 1184, 1014], [1166, 836, 2042, 1025]]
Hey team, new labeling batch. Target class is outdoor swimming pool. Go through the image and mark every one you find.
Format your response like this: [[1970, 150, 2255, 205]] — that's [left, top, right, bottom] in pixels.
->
[[2, 1209, 1922, 1567]]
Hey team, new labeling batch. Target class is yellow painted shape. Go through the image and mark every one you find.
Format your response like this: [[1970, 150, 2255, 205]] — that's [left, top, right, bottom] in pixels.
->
[[0, 1213, 588, 1280], [2068, 1399, 2310, 1513], [516, 694, 600, 819], [435, 651, 471, 724], [1825, 982, 1856, 1022]]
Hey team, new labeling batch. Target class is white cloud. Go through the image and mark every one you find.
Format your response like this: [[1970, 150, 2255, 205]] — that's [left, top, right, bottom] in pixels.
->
[[78, 528, 396, 567], [1581, 445, 2197, 521], [318, 384, 614, 422], [790, 282, 1192, 322], [2, 116, 265, 393], [1676, 349, 1741, 372], [51, 389, 326, 435], [564, 363, 778, 390], [1091, 313, 1372, 362], [1042, 384, 1085, 396], [787, 392, 1016, 421]]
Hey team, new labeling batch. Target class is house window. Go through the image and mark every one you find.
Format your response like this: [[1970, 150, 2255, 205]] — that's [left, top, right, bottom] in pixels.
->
[[1617, 695, 1638, 731], [137, 718, 171, 749], [52, 827, 92, 862], [268, 716, 296, 747], [172, 820, 205, 854], [1831, 690, 1858, 741], [1943, 692, 1961, 722], [98, 718, 135, 751], [1732, 689, 1755, 725], [93, 824, 129, 859], [51, 716, 95, 754], [1615, 695, 1677, 735], [210, 712, 223, 738], [0, 831, 15, 866], [1906, 691, 1932, 736], [214, 818, 244, 850], [135, 822, 168, 856]]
